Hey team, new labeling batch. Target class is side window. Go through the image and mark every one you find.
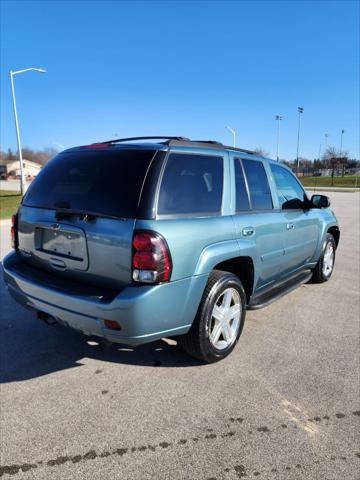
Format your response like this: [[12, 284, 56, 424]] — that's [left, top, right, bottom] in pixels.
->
[[234, 159, 250, 211], [270, 164, 306, 208], [157, 153, 223, 216], [242, 159, 273, 210]]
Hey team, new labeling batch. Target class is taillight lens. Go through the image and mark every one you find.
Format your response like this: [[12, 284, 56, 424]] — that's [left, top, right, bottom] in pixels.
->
[[11, 214, 18, 250], [132, 231, 172, 284]]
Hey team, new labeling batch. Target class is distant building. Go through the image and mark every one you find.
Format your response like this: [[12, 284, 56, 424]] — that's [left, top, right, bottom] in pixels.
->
[[319, 169, 332, 177], [0, 164, 7, 179], [5, 159, 42, 178]]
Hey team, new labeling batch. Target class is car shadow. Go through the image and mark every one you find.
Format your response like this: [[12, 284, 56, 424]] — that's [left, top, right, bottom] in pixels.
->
[[0, 273, 202, 384]]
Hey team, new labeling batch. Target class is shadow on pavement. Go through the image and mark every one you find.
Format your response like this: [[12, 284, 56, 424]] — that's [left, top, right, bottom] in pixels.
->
[[0, 272, 202, 384]]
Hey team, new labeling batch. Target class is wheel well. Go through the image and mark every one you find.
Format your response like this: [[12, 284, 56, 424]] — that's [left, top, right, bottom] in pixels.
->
[[214, 257, 254, 302], [327, 226, 340, 247]]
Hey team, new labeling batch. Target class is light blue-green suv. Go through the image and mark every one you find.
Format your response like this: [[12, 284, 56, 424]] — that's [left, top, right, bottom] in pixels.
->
[[3, 137, 340, 362]]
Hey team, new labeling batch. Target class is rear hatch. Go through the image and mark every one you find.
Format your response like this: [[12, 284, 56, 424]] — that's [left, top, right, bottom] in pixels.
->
[[18, 147, 158, 289]]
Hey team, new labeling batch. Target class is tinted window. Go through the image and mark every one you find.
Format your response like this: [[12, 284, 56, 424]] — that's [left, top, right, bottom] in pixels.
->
[[23, 149, 155, 218], [158, 153, 223, 215], [242, 159, 273, 210], [234, 159, 250, 211], [270, 164, 306, 208]]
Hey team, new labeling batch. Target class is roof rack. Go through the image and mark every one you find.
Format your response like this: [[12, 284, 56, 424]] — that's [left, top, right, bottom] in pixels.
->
[[98, 136, 190, 145], [163, 138, 255, 155], [92, 136, 255, 155]]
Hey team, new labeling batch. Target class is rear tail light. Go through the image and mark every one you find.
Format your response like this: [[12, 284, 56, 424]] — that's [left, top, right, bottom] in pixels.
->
[[132, 231, 172, 284], [11, 214, 19, 250]]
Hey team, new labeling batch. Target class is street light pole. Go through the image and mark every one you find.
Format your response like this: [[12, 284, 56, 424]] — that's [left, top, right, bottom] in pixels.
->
[[340, 129, 344, 156], [226, 126, 236, 147], [9, 67, 46, 195], [296, 106, 304, 176], [275, 115, 282, 161]]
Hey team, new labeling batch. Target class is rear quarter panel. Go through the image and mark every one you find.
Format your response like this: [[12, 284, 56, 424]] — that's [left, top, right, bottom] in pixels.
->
[[134, 216, 238, 281]]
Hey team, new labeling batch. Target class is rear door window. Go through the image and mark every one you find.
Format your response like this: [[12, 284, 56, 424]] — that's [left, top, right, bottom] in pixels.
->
[[23, 149, 156, 218], [157, 153, 223, 216], [242, 159, 273, 210], [234, 159, 251, 211]]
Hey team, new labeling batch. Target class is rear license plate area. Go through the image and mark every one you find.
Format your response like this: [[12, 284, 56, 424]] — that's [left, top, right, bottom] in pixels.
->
[[38, 227, 85, 261]]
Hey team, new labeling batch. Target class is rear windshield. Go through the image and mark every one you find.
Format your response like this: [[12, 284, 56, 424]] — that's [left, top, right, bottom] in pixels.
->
[[23, 149, 156, 218]]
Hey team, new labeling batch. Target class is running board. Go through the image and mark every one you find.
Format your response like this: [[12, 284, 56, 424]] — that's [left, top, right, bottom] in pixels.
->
[[247, 269, 312, 310]]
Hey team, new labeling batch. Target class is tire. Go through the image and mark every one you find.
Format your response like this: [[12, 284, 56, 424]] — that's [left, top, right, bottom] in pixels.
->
[[178, 270, 246, 363], [311, 233, 336, 283]]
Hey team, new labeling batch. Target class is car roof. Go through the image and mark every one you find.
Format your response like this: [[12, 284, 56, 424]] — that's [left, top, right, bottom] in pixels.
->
[[64, 136, 273, 163]]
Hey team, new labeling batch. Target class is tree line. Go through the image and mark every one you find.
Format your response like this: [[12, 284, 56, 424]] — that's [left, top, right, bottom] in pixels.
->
[[253, 146, 359, 175], [0, 147, 59, 166]]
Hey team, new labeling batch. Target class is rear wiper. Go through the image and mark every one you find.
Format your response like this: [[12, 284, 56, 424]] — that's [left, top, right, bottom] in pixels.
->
[[54, 208, 126, 222]]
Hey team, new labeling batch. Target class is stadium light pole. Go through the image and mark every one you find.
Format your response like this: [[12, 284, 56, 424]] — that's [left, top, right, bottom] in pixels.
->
[[226, 125, 236, 147], [275, 115, 282, 161], [10, 67, 46, 195], [324, 133, 329, 151], [296, 106, 304, 175]]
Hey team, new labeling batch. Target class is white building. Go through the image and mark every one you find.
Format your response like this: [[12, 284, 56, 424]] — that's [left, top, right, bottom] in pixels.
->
[[6, 159, 42, 178]]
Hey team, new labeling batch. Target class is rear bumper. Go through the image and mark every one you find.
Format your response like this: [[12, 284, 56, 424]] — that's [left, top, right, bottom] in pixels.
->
[[2, 252, 207, 345]]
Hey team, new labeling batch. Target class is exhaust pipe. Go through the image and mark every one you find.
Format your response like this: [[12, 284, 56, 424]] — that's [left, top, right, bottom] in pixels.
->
[[37, 311, 58, 325]]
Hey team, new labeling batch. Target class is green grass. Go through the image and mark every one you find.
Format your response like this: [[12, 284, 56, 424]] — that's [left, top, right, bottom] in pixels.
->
[[300, 175, 360, 188], [0, 190, 22, 220]]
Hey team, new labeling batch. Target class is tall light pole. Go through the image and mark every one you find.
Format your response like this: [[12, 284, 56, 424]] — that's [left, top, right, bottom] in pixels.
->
[[53, 142, 65, 151], [226, 125, 236, 147], [324, 133, 329, 151], [340, 129, 345, 156], [10, 67, 46, 195], [296, 106, 304, 175], [275, 115, 282, 161]]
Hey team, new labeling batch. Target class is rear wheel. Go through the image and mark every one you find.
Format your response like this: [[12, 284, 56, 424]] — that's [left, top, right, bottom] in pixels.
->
[[178, 270, 246, 363], [311, 233, 336, 283]]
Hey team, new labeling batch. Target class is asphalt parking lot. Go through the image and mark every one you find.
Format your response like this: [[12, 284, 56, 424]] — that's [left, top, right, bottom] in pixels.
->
[[0, 191, 359, 480]]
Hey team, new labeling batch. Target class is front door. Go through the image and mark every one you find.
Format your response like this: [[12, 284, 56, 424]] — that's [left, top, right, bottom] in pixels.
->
[[269, 163, 319, 276]]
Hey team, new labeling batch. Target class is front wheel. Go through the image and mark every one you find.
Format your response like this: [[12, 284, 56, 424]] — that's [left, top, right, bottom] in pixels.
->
[[311, 233, 336, 283], [178, 270, 246, 363]]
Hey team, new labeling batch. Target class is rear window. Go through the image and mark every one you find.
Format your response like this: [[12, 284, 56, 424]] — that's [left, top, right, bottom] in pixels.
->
[[23, 149, 156, 218], [157, 153, 223, 216]]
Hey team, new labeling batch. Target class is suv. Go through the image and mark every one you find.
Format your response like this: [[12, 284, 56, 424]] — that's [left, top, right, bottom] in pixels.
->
[[3, 137, 340, 363]]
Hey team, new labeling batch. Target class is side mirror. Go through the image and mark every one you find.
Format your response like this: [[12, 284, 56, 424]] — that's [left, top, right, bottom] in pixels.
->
[[311, 194, 330, 209]]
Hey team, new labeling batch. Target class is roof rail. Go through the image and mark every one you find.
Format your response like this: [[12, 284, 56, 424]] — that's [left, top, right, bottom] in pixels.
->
[[91, 136, 255, 155], [98, 136, 190, 145], [192, 140, 224, 146]]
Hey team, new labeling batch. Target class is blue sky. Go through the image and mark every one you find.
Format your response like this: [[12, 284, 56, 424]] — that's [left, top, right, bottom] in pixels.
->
[[1, 0, 359, 160]]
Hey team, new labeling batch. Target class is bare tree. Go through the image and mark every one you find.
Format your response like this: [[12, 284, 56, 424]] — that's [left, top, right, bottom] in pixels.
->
[[253, 147, 270, 157]]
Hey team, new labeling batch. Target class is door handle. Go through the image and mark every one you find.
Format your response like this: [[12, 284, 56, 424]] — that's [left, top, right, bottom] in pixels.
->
[[242, 226, 255, 237], [286, 223, 295, 230]]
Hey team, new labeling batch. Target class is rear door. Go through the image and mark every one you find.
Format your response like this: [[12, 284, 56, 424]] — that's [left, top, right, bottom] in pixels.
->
[[269, 163, 319, 275], [232, 157, 285, 289], [19, 147, 159, 288]]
